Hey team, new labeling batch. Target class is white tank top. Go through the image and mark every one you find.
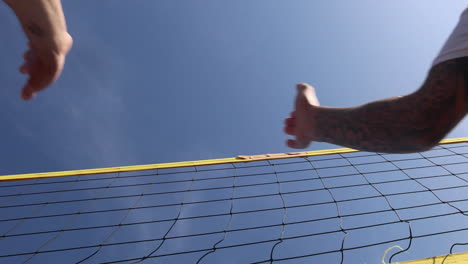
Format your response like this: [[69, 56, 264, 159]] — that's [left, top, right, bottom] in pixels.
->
[[433, 7, 468, 66]]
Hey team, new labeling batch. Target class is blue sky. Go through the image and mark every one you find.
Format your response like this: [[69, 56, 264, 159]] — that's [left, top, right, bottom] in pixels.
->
[[0, 2, 468, 263], [0, 1, 467, 175]]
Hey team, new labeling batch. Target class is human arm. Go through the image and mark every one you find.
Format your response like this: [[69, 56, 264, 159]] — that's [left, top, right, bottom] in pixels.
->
[[3, 0, 72, 100], [284, 57, 468, 153]]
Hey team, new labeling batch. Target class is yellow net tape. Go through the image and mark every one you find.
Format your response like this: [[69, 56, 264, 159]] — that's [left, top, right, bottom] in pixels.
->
[[0, 137, 466, 182], [394, 251, 468, 264]]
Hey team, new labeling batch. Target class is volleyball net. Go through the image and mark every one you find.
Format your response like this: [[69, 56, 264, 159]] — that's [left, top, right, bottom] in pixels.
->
[[1, 139, 468, 263]]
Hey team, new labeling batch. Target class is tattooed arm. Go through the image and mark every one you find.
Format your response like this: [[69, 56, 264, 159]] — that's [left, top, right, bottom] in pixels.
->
[[285, 57, 468, 153], [3, 0, 72, 100]]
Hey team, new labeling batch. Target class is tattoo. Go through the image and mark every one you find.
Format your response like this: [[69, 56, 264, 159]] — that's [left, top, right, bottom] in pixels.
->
[[26, 23, 46, 37], [315, 57, 468, 153]]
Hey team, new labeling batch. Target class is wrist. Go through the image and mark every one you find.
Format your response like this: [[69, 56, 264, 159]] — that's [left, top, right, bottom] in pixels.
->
[[4, 0, 70, 53], [309, 106, 328, 143], [31, 31, 73, 55]]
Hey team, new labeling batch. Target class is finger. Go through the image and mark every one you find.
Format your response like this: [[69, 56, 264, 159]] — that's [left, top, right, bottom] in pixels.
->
[[284, 118, 296, 135], [22, 65, 59, 100], [296, 83, 310, 92], [286, 138, 309, 149], [287, 139, 307, 149], [23, 66, 50, 98], [20, 50, 34, 74], [26, 71, 48, 93], [23, 50, 33, 61], [284, 125, 295, 136], [26, 58, 61, 93], [21, 85, 35, 101], [285, 117, 295, 126], [19, 64, 28, 74]]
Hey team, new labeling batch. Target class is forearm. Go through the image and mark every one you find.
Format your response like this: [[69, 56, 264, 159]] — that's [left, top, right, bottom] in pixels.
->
[[4, 0, 69, 51], [314, 96, 439, 153], [314, 59, 467, 153]]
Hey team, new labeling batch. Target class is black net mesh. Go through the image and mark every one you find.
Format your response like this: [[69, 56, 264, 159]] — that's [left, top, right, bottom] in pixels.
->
[[1, 142, 468, 263]]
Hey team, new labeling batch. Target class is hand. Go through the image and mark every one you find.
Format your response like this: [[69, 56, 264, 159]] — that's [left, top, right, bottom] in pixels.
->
[[19, 34, 72, 100], [284, 83, 320, 149]]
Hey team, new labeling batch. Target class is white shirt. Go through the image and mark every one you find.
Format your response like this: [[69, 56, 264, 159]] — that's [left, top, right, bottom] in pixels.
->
[[433, 7, 468, 67]]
